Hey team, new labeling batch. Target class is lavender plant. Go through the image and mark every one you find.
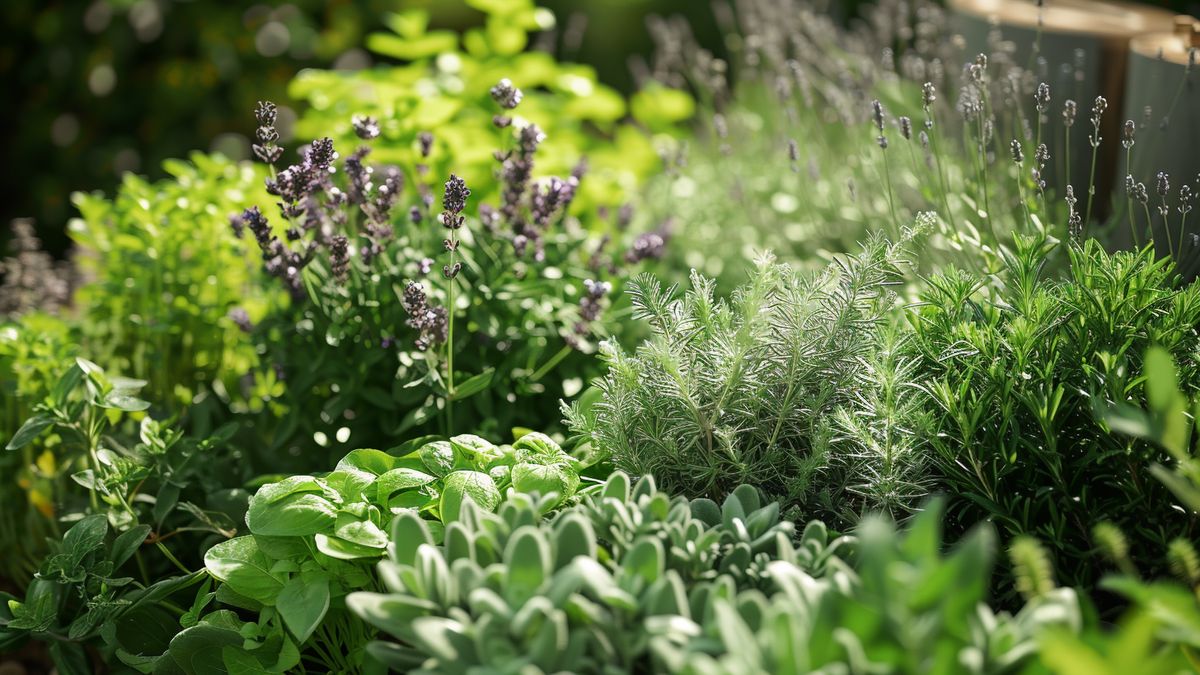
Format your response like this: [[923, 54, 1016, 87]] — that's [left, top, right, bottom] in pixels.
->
[[235, 88, 667, 466]]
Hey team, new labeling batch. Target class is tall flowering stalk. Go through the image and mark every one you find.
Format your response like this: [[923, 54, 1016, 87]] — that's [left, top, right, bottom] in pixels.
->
[[440, 174, 470, 426], [871, 99, 898, 237], [1083, 96, 1107, 229]]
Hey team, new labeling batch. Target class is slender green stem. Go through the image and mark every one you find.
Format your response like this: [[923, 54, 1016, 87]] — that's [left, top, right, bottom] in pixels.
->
[[529, 345, 572, 383], [881, 149, 899, 238], [1083, 141, 1100, 231]]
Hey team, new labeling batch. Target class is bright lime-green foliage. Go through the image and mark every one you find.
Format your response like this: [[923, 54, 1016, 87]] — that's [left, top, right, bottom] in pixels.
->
[[0, 315, 78, 583], [69, 153, 281, 416], [290, 2, 664, 225]]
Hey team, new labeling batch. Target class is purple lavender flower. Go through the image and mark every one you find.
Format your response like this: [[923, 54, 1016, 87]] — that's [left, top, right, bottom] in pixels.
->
[[353, 115, 380, 140], [490, 78, 523, 109]]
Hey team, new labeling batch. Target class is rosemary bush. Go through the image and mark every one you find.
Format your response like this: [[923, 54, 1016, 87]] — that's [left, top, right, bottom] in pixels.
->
[[908, 234, 1200, 595], [566, 234, 928, 520]]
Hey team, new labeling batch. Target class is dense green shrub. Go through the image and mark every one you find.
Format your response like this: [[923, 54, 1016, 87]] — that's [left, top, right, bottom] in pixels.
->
[[908, 235, 1200, 595], [565, 234, 927, 520], [70, 152, 279, 415]]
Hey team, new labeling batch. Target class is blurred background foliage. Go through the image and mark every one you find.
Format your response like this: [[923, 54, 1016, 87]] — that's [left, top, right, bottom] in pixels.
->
[[0, 0, 725, 257], [2, 0, 1196, 256]]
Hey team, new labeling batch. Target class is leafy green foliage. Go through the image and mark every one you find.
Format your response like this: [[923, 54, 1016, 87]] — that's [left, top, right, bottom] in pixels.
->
[[234, 1, 679, 464], [349, 472, 1081, 674], [566, 235, 924, 519], [348, 471, 832, 672], [908, 235, 1200, 595], [70, 153, 279, 415], [0, 514, 207, 673], [184, 431, 582, 672]]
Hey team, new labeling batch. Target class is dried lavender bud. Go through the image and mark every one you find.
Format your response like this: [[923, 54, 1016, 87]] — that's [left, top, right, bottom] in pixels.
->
[[228, 307, 254, 333], [1035, 82, 1050, 114], [242, 206, 273, 254], [1122, 120, 1135, 149], [307, 138, 337, 172], [530, 176, 578, 227], [489, 78, 523, 109], [1125, 174, 1136, 198], [418, 132, 434, 159], [1010, 139, 1024, 164], [899, 116, 912, 140], [871, 99, 885, 132], [578, 278, 612, 325], [1179, 184, 1194, 216], [330, 234, 349, 282], [1066, 184, 1078, 210], [1135, 182, 1149, 205], [1157, 171, 1170, 198], [252, 100, 284, 164], [1089, 96, 1107, 148], [229, 212, 245, 239], [442, 262, 462, 279], [255, 100, 277, 128], [441, 174, 470, 222], [493, 115, 512, 128], [402, 281, 448, 351], [625, 226, 670, 263], [922, 82, 936, 111], [409, 206, 422, 224], [1063, 99, 1077, 128], [352, 115, 380, 140]]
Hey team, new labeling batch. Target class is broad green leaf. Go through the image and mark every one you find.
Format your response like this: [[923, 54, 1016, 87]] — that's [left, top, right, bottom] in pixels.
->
[[440, 471, 500, 522], [419, 441, 455, 477], [246, 492, 337, 537], [375, 468, 437, 503], [168, 623, 243, 675], [511, 462, 579, 504], [203, 537, 287, 604], [255, 475, 330, 504], [314, 533, 387, 561], [277, 575, 330, 644], [367, 31, 459, 60], [336, 449, 400, 476]]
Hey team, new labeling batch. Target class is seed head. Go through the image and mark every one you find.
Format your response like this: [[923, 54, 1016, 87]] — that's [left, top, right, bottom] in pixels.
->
[[1122, 120, 1135, 149], [1063, 99, 1077, 128], [1010, 139, 1023, 164], [1034, 82, 1050, 114], [871, 99, 885, 132]]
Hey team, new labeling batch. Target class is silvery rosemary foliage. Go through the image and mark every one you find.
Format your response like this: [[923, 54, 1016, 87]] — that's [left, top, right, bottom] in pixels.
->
[[567, 235, 917, 517]]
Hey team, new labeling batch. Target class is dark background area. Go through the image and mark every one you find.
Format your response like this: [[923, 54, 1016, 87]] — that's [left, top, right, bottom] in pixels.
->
[[1, 0, 1197, 258]]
